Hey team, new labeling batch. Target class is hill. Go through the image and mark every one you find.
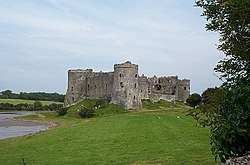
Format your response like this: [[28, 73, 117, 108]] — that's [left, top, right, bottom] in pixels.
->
[[0, 100, 217, 164]]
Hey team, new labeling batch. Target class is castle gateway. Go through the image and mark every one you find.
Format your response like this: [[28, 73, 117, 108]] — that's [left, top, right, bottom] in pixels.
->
[[64, 61, 190, 109]]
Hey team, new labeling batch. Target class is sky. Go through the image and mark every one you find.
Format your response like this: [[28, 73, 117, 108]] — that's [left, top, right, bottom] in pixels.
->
[[0, 0, 223, 94]]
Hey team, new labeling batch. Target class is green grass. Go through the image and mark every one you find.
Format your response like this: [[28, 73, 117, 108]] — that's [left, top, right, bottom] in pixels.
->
[[0, 99, 63, 105], [0, 100, 217, 165]]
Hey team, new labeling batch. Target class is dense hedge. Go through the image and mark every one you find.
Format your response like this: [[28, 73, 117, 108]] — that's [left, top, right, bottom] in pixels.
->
[[0, 102, 63, 111], [0, 90, 65, 102]]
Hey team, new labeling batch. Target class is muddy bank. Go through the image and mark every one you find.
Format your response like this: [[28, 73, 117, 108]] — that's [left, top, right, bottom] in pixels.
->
[[0, 111, 57, 139]]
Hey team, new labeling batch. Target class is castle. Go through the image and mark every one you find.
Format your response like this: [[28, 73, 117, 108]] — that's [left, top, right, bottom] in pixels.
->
[[64, 61, 190, 109]]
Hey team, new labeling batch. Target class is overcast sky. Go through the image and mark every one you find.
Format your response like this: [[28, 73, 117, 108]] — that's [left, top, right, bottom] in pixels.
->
[[0, 0, 223, 94]]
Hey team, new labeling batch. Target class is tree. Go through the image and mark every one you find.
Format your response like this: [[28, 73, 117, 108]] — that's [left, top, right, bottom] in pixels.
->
[[196, 0, 250, 85], [33, 101, 42, 110], [194, 0, 250, 162], [186, 93, 201, 108], [78, 107, 95, 118], [0, 90, 12, 98]]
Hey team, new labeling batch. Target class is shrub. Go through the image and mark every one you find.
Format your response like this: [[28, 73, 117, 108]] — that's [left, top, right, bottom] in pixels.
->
[[94, 99, 109, 109], [56, 107, 68, 116], [78, 107, 95, 118], [186, 93, 201, 108]]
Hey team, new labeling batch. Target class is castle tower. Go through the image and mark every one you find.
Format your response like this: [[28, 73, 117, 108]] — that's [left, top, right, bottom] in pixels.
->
[[111, 61, 142, 109], [176, 79, 190, 102], [64, 69, 93, 106]]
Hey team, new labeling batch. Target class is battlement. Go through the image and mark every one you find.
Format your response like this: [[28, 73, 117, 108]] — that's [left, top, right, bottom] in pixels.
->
[[68, 69, 93, 72], [114, 61, 138, 69], [65, 62, 190, 109]]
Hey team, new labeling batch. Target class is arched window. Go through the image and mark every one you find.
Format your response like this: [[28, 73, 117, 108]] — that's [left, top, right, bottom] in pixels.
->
[[71, 86, 74, 91], [135, 74, 138, 78], [134, 96, 136, 99], [119, 73, 122, 78], [134, 83, 137, 88], [184, 87, 187, 90]]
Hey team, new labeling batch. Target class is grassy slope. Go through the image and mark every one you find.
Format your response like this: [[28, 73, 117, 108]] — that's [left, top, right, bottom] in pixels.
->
[[0, 100, 216, 165], [0, 99, 63, 105]]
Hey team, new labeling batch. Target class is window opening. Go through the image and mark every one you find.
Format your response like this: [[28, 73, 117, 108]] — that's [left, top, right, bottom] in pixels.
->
[[155, 84, 161, 90], [120, 82, 124, 88]]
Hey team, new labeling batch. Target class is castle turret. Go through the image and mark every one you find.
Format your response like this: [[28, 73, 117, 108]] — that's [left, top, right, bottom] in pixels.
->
[[176, 79, 190, 102], [111, 61, 142, 109]]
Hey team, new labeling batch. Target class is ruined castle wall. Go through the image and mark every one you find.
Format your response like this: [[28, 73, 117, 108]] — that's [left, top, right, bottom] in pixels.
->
[[146, 76, 178, 101], [176, 79, 190, 102], [64, 69, 93, 106], [111, 61, 142, 109], [65, 62, 191, 108], [87, 72, 113, 100], [138, 75, 149, 99]]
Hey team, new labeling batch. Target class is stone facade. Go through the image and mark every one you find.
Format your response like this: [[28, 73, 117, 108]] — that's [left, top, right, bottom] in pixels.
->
[[64, 61, 190, 109]]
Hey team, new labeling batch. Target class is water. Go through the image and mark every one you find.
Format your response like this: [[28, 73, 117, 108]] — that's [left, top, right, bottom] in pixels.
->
[[0, 111, 48, 139]]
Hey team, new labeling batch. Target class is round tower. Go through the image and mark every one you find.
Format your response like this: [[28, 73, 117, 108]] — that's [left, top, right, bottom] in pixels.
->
[[111, 61, 142, 109]]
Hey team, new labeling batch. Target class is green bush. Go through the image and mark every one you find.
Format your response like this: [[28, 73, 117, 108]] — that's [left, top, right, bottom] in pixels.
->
[[56, 107, 68, 116], [78, 107, 95, 118], [94, 99, 109, 109]]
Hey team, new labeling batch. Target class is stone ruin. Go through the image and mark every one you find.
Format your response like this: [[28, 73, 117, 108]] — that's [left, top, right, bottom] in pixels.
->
[[64, 61, 190, 109]]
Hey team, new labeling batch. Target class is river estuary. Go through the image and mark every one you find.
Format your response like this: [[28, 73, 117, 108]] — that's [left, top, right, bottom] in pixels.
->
[[0, 111, 48, 139]]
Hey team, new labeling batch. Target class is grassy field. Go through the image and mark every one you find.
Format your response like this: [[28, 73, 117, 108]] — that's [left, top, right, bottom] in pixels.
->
[[0, 100, 217, 165], [0, 99, 63, 105]]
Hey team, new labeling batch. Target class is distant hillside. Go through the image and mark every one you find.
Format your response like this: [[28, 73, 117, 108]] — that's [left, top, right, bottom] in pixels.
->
[[0, 90, 65, 102]]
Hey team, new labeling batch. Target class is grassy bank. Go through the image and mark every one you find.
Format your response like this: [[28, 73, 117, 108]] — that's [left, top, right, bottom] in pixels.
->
[[0, 100, 216, 164], [0, 99, 63, 105]]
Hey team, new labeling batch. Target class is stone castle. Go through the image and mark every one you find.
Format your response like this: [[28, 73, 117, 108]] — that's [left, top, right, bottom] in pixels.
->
[[64, 61, 190, 109]]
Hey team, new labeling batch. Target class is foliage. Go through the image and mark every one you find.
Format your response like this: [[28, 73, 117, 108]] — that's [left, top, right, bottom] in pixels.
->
[[33, 101, 42, 110], [188, 85, 250, 162], [186, 93, 202, 108], [0, 90, 65, 102], [0, 99, 63, 111], [142, 99, 182, 110], [196, 0, 250, 86], [94, 99, 109, 109], [78, 106, 95, 118], [0, 99, 63, 105], [209, 84, 250, 162], [195, 0, 250, 162], [56, 107, 68, 116], [95, 103, 125, 117], [65, 99, 126, 118]]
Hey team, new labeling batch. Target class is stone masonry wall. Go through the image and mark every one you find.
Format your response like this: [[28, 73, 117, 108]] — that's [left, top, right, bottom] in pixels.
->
[[65, 61, 190, 109]]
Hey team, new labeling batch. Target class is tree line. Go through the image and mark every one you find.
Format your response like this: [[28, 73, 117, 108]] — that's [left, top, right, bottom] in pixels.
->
[[0, 90, 65, 102], [0, 101, 63, 111]]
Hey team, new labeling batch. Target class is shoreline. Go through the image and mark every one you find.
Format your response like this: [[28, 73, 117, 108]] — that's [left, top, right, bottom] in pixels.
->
[[0, 112, 60, 140], [11, 117, 60, 129]]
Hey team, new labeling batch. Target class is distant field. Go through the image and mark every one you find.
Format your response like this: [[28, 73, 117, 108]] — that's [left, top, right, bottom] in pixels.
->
[[0, 100, 217, 164], [0, 99, 63, 105]]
